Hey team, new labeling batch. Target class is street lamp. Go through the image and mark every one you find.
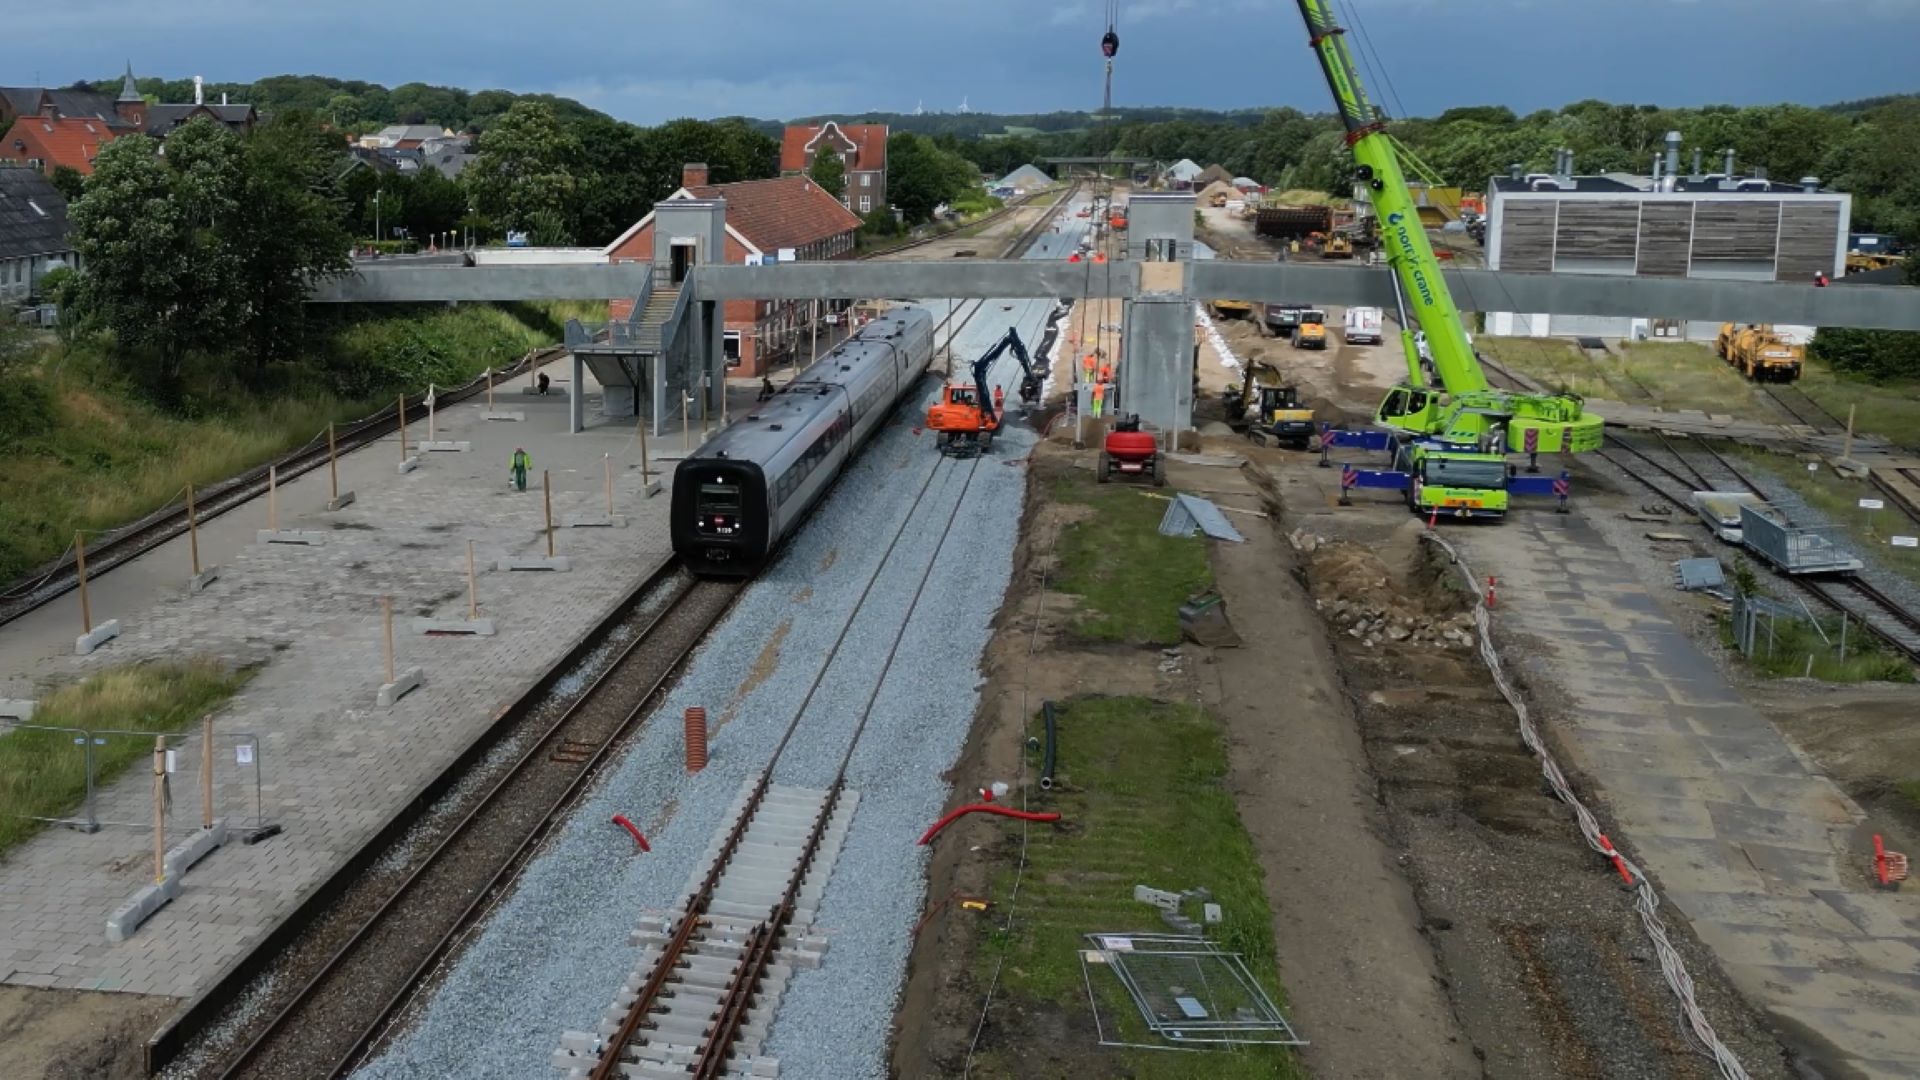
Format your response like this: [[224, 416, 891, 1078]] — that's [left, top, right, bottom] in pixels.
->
[[373, 191, 382, 251], [465, 205, 476, 250]]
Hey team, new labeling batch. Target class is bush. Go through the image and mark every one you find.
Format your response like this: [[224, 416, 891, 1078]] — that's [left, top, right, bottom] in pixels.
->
[[315, 304, 553, 399], [0, 376, 55, 449], [1809, 326, 1920, 382]]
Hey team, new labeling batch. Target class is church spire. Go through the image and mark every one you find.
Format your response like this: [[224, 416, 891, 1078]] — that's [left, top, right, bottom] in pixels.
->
[[117, 62, 140, 103]]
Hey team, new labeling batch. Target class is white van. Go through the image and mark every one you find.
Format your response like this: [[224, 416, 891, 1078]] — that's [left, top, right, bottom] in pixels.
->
[[1344, 306, 1383, 344]]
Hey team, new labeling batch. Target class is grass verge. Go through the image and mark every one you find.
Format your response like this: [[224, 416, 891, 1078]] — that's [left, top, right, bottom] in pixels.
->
[[0, 301, 594, 582], [0, 660, 251, 862], [1719, 608, 1913, 683], [1049, 473, 1213, 645], [969, 696, 1302, 1079]]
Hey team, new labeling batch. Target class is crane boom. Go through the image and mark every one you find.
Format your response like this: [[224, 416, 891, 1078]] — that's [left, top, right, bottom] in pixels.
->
[[1294, 0, 1484, 394], [1289, 0, 1603, 454]]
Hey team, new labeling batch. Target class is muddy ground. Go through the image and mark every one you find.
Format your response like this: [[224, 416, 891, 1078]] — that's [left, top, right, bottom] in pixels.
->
[[0, 986, 174, 1080]]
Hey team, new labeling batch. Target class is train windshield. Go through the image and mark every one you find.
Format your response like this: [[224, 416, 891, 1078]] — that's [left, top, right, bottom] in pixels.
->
[[697, 482, 743, 534]]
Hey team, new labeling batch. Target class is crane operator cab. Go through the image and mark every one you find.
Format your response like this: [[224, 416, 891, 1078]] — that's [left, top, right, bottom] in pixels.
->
[[1376, 385, 1441, 435]]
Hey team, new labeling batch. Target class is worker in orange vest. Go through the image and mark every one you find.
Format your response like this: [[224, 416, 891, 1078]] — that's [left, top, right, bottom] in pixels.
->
[[1090, 380, 1106, 419], [992, 384, 1006, 417], [1082, 353, 1097, 381], [1099, 361, 1113, 383]]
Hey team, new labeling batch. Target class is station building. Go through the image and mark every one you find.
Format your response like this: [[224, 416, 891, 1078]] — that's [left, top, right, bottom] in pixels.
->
[[1484, 142, 1850, 343]]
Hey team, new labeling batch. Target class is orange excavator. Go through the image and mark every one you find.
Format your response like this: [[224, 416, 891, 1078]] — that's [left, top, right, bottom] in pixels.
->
[[926, 327, 1043, 457]]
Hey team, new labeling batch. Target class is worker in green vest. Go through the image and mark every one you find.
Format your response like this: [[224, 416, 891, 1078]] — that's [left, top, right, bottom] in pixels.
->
[[509, 447, 531, 491]]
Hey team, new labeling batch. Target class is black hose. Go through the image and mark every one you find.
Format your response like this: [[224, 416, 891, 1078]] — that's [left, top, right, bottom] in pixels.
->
[[1039, 701, 1058, 791]]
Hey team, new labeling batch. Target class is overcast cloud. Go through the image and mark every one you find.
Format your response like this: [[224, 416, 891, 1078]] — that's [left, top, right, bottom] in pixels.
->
[[12, 0, 1918, 121]]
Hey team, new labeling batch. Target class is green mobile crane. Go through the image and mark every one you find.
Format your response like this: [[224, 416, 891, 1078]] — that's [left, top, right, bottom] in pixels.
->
[[1292, 0, 1603, 516]]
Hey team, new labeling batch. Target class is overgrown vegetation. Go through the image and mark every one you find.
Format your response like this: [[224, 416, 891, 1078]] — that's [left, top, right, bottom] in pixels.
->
[[1050, 473, 1213, 645], [0, 660, 250, 862], [0, 301, 591, 581], [969, 696, 1301, 1079], [1719, 607, 1912, 683]]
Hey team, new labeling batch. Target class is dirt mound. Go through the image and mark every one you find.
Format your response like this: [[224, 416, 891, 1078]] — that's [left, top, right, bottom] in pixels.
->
[[1289, 527, 1476, 649]]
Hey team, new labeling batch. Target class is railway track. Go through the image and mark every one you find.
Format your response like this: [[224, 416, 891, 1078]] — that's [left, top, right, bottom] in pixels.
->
[[1762, 383, 1843, 433], [0, 347, 565, 630], [206, 565, 743, 1080], [858, 189, 1046, 261], [563, 438, 992, 1080], [1595, 437, 1920, 665]]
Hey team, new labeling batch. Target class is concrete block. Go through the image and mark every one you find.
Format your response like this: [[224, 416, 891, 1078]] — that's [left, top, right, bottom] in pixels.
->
[[562, 514, 626, 528], [162, 819, 227, 879], [377, 666, 424, 707], [420, 440, 472, 453], [413, 616, 498, 637], [483, 410, 526, 422], [397, 455, 421, 474], [643, 479, 663, 498], [105, 874, 179, 942], [0, 699, 35, 721], [1134, 884, 1181, 912], [188, 566, 221, 593], [1203, 902, 1223, 925], [256, 530, 327, 546], [497, 555, 571, 573], [76, 620, 121, 656], [326, 490, 357, 511]]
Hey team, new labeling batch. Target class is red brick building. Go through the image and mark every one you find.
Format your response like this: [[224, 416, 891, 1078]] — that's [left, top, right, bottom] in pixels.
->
[[604, 164, 862, 377], [780, 122, 887, 216], [0, 111, 121, 175]]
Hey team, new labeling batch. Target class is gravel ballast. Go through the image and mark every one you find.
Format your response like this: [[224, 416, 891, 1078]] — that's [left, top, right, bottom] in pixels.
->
[[353, 204, 1090, 1080]]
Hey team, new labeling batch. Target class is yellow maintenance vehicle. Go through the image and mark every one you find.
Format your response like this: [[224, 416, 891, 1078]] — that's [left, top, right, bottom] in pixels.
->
[[1320, 233, 1355, 259], [1292, 309, 1328, 350], [1209, 298, 1256, 320], [1716, 323, 1804, 383]]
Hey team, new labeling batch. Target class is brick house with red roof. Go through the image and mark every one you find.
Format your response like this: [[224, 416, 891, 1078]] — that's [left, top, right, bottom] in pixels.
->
[[602, 164, 862, 377], [780, 122, 887, 217], [0, 111, 122, 175]]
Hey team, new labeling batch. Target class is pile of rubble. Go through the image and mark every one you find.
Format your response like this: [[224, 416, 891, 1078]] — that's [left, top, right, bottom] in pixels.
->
[[1288, 528, 1477, 650]]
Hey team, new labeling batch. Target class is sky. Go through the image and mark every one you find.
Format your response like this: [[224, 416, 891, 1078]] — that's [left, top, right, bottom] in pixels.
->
[[12, 0, 1920, 122]]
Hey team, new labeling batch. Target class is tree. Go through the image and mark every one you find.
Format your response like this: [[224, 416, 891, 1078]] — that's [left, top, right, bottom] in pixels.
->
[[227, 110, 352, 367], [68, 135, 215, 391], [465, 101, 584, 241], [49, 165, 85, 201], [886, 132, 977, 225], [808, 147, 846, 199]]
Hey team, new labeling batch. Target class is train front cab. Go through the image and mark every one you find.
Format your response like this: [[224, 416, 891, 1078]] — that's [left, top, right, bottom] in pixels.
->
[[672, 458, 770, 577]]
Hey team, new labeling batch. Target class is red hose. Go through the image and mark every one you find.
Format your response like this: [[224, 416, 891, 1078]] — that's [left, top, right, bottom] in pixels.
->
[[917, 803, 1060, 846], [611, 814, 650, 852]]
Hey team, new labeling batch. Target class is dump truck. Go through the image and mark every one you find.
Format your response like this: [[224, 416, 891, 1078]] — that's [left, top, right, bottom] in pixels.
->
[[1716, 323, 1804, 383], [1209, 298, 1256, 320]]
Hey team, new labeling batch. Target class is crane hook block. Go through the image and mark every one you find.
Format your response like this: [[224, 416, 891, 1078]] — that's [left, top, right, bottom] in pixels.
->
[[1102, 30, 1120, 58]]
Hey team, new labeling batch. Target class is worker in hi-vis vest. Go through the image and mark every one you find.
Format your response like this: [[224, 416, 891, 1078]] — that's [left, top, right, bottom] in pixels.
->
[[509, 448, 531, 492], [1099, 361, 1113, 383], [993, 384, 1006, 415], [1090, 381, 1106, 419], [1082, 353, 1097, 381]]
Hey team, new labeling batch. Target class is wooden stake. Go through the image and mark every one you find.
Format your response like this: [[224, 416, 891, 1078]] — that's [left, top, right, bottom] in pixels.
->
[[201, 712, 214, 830], [382, 596, 396, 684], [327, 423, 340, 501], [427, 384, 436, 442], [74, 531, 92, 635], [153, 736, 167, 883], [466, 540, 479, 620], [604, 454, 614, 517], [186, 485, 202, 577], [487, 370, 495, 412], [682, 393, 692, 453], [268, 464, 279, 531], [1844, 403, 1857, 461], [543, 471, 555, 557], [397, 395, 409, 460]]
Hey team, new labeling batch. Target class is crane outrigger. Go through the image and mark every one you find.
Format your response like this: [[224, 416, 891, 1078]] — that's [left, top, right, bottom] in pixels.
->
[[1292, 0, 1603, 517]]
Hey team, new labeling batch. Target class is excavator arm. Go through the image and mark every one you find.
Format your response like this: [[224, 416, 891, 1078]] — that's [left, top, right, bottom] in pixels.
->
[[970, 327, 1043, 426]]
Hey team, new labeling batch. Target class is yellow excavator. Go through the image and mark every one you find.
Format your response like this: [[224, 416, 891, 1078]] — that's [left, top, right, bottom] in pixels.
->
[[1320, 233, 1354, 259], [1225, 360, 1317, 448]]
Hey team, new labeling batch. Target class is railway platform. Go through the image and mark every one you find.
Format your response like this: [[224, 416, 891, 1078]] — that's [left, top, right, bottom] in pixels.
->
[[1457, 512, 1920, 1078], [0, 361, 679, 1000]]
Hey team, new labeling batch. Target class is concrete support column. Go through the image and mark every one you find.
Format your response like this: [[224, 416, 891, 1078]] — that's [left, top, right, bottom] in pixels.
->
[[570, 353, 585, 434], [1124, 267, 1195, 440], [705, 300, 726, 417]]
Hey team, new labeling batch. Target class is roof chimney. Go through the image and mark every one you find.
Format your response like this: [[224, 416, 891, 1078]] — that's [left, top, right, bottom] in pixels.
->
[[1663, 131, 1682, 184], [221, 92, 228, 106], [1722, 147, 1736, 177], [1801, 176, 1821, 193], [1508, 162, 1523, 180], [193, 76, 204, 106], [1651, 153, 1662, 181], [1692, 147, 1704, 177], [682, 162, 709, 189]]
